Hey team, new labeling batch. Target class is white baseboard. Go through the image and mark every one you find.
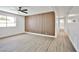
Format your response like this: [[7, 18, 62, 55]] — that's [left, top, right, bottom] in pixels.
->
[[25, 32, 56, 38], [0, 32, 25, 39], [0, 31, 56, 39]]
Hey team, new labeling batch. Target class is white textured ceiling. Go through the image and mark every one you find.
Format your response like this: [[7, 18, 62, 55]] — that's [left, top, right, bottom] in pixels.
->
[[0, 6, 79, 18], [0, 6, 54, 16]]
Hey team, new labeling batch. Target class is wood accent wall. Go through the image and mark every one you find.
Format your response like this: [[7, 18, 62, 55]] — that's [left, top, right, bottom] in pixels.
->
[[25, 12, 55, 36]]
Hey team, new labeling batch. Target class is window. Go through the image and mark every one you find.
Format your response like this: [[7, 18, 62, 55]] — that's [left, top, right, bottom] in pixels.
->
[[0, 15, 6, 27], [7, 16, 16, 27], [0, 15, 16, 27], [60, 19, 64, 29]]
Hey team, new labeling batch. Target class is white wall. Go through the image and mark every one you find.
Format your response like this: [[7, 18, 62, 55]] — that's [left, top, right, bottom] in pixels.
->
[[65, 17, 79, 51], [0, 11, 25, 38]]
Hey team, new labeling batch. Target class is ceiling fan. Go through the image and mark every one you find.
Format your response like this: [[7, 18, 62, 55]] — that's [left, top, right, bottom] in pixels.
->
[[18, 7, 28, 14]]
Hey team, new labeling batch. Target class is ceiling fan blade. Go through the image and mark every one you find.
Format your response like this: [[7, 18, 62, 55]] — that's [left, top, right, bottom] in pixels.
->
[[22, 9, 28, 11], [21, 11, 28, 14]]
